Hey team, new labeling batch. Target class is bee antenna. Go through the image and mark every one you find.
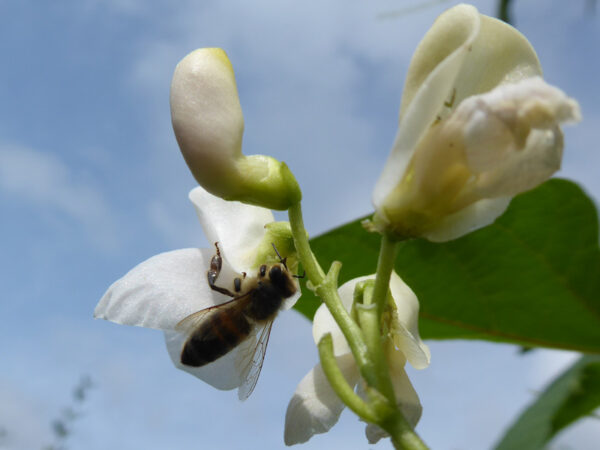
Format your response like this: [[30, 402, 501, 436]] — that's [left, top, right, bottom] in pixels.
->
[[293, 271, 306, 279], [271, 243, 286, 265]]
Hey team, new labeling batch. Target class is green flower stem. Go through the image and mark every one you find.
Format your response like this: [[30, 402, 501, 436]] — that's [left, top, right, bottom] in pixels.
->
[[318, 334, 379, 423], [382, 412, 430, 450], [289, 202, 428, 450], [369, 233, 429, 450], [372, 233, 399, 318], [356, 296, 395, 403], [288, 202, 376, 387], [287, 202, 325, 285]]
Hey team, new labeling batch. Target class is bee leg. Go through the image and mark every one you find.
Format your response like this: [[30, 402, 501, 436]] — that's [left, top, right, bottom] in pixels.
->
[[207, 242, 237, 297], [293, 270, 306, 279]]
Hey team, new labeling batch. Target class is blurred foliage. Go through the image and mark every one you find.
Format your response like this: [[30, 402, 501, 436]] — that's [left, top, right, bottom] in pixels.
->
[[497, 0, 513, 23], [494, 355, 600, 449], [43, 375, 93, 450]]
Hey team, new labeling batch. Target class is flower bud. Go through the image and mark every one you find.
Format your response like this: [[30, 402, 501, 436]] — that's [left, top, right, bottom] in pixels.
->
[[170, 48, 301, 210], [253, 221, 299, 272], [372, 5, 580, 241]]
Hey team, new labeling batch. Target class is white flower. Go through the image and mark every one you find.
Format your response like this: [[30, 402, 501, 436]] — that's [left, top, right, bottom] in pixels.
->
[[372, 4, 581, 242], [94, 186, 300, 398], [284, 274, 430, 445], [170, 48, 300, 210]]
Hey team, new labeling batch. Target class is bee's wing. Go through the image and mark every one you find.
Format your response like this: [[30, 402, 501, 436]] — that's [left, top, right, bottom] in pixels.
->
[[236, 319, 275, 401], [174, 296, 246, 335]]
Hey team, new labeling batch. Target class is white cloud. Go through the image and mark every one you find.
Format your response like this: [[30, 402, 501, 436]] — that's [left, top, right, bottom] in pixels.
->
[[0, 144, 120, 251]]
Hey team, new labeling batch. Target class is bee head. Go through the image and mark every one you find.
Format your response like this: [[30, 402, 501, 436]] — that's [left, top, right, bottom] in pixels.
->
[[268, 264, 297, 297]]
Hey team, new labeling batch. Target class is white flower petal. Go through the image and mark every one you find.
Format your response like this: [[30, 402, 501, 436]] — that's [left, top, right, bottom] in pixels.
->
[[95, 248, 223, 330], [189, 186, 274, 273], [389, 272, 431, 370], [372, 5, 552, 244], [364, 421, 387, 444], [450, 12, 541, 106], [281, 286, 302, 311], [388, 349, 422, 430], [312, 303, 350, 357], [170, 48, 245, 198], [365, 347, 422, 444], [423, 197, 511, 242], [460, 77, 579, 173], [163, 328, 258, 391], [373, 4, 480, 209], [459, 78, 580, 198], [284, 354, 360, 445]]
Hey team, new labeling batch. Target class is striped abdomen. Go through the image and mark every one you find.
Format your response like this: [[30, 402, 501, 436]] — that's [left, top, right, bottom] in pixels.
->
[[180, 306, 252, 367]]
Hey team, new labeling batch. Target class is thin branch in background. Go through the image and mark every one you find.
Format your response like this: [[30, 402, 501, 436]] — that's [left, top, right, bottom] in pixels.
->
[[586, 0, 597, 14], [0, 425, 7, 445], [497, 0, 514, 24], [43, 375, 94, 450]]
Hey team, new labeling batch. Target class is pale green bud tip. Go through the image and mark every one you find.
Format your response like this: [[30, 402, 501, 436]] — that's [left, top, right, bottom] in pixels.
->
[[253, 221, 300, 272], [170, 48, 301, 211], [232, 157, 302, 211]]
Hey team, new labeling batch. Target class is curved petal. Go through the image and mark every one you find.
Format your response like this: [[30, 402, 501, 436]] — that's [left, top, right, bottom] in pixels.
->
[[281, 286, 302, 311], [461, 78, 581, 199], [373, 4, 480, 208], [284, 354, 359, 445], [313, 274, 430, 369], [452, 13, 541, 103], [389, 272, 431, 370], [312, 276, 374, 356], [365, 346, 422, 444], [170, 48, 245, 198], [94, 248, 225, 331], [460, 77, 579, 171], [189, 186, 274, 273], [423, 196, 511, 242], [164, 329, 257, 391]]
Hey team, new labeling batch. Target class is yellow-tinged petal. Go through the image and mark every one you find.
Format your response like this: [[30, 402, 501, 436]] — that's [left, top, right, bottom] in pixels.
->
[[374, 4, 480, 209], [373, 4, 579, 242], [171, 48, 244, 193], [171, 48, 301, 210]]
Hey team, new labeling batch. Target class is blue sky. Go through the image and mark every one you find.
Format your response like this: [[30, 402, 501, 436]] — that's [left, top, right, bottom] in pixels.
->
[[1, 0, 598, 449]]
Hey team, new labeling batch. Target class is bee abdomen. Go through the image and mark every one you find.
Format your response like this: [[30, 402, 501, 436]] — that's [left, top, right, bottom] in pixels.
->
[[180, 310, 252, 367]]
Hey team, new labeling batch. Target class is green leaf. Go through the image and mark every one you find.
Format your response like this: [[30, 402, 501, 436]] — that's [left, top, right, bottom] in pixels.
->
[[293, 179, 600, 353], [494, 355, 600, 450]]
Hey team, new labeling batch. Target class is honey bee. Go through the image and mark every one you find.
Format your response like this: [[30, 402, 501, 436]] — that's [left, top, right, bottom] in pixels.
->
[[175, 242, 299, 399]]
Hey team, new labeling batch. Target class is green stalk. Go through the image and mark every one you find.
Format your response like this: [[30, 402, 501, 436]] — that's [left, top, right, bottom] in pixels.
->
[[357, 302, 395, 402], [288, 203, 429, 449], [367, 234, 430, 450], [382, 411, 430, 450], [288, 202, 376, 387], [318, 334, 379, 423], [372, 233, 399, 318]]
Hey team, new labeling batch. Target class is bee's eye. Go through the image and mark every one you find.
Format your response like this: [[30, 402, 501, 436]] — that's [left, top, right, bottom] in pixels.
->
[[259, 265, 267, 277]]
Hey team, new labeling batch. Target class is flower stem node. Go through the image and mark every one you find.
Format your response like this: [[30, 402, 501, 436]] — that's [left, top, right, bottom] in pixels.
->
[[170, 48, 301, 210], [284, 274, 430, 445], [372, 4, 581, 242]]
